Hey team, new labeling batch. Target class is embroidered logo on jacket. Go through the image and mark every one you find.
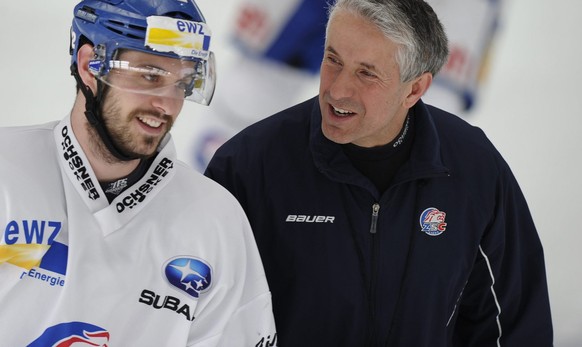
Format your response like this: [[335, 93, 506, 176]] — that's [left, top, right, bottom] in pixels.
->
[[420, 207, 448, 236], [285, 215, 335, 223]]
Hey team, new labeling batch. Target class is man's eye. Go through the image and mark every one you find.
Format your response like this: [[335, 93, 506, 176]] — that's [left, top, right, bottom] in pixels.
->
[[326, 56, 340, 65], [360, 70, 376, 78], [143, 73, 160, 83]]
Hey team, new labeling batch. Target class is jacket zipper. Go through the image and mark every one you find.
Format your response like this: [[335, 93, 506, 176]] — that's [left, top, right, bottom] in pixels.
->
[[370, 203, 380, 234], [367, 203, 381, 345]]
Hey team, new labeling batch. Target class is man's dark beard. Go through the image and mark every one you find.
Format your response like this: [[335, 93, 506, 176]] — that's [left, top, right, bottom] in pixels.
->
[[87, 91, 173, 164]]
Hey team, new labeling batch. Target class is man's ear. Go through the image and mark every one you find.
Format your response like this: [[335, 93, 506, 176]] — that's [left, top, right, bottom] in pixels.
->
[[76, 44, 97, 93], [403, 72, 433, 108]]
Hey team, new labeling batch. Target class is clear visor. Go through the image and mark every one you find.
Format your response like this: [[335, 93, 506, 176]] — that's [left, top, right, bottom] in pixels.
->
[[91, 49, 216, 105]]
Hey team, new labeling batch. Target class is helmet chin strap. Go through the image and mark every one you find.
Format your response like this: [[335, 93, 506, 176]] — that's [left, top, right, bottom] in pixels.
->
[[71, 64, 138, 162]]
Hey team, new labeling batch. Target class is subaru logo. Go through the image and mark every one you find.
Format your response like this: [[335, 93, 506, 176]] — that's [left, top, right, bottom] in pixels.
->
[[164, 257, 212, 298]]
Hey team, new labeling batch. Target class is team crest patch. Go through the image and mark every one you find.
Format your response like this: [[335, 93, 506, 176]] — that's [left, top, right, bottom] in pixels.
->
[[164, 256, 212, 298], [420, 207, 448, 236], [28, 321, 110, 346]]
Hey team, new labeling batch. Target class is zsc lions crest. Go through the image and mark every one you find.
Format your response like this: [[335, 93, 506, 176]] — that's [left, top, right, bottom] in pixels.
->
[[164, 257, 212, 298], [420, 207, 448, 236]]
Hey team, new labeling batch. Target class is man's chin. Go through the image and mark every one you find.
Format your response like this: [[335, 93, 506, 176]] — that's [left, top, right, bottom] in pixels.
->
[[321, 125, 350, 145], [129, 148, 158, 160]]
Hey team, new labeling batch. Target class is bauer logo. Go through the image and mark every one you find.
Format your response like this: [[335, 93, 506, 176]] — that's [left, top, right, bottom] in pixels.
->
[[164, 257, 212, 298], [420, 207, 448, 236], [27, 321, 110, 346]]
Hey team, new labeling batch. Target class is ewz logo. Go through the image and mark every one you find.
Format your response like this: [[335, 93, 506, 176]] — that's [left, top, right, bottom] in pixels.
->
[[27, 321, 110, 346], [2, 219, 63, 271]]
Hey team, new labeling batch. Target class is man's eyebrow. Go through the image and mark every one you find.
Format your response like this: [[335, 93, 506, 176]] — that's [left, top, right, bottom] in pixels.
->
[[325, 46, 339, 55], [326, 45, 380, 72]]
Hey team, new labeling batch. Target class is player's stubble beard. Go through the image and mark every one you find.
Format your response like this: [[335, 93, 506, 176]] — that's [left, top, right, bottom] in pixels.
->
[[86, 89, 174, 164]]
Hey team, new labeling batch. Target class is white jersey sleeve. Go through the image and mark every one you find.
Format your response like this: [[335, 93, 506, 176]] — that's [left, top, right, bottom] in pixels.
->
[[186, 196, 277, 347]]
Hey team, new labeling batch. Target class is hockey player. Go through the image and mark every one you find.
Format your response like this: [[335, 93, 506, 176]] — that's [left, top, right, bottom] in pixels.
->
[[0, 0, 276, 346], [205, 0, 553, 345]]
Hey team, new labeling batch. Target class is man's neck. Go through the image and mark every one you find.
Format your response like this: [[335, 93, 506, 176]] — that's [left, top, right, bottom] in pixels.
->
[[87, 153, 142, 183]]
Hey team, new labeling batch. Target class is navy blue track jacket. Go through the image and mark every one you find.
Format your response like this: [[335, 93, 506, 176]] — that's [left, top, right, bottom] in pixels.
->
[[205, 97, 553, 346]]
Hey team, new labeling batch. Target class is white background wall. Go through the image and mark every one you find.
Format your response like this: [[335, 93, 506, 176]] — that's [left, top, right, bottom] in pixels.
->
[[0, 0, 580, 345]]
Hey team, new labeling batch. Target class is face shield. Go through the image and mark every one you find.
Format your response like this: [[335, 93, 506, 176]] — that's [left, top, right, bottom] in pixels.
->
[[88, 16, 216, 105]]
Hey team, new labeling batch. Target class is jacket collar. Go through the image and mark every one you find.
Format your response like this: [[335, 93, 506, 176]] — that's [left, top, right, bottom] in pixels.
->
[[309, 97, 450, 190]]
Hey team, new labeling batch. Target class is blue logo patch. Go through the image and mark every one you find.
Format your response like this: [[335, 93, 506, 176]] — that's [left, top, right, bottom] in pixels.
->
[[164, 257, 212, 298]]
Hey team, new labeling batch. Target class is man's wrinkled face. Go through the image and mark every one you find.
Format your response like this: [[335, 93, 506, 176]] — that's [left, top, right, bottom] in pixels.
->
[[319, 9, 413, 148]]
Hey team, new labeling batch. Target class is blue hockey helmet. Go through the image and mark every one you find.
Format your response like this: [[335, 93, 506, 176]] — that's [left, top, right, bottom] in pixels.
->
[[70, 0, 215, 105]]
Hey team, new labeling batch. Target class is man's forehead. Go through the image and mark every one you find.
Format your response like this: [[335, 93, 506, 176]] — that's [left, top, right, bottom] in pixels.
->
[[325, 10, 400, 74]]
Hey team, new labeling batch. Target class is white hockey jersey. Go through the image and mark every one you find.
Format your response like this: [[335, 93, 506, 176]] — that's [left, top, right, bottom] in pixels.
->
[[0, 115, 277, 346]]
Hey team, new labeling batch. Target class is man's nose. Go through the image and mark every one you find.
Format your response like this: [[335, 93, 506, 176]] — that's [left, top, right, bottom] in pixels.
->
[[328, 69, 355, 100]]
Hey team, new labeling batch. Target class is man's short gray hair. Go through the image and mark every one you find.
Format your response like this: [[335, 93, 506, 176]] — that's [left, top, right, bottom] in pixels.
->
[[327, 0, 449, 83]]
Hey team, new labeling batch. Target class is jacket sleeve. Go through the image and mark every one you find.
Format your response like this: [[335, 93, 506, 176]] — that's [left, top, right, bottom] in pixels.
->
[[453, 159, 553, 346]]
